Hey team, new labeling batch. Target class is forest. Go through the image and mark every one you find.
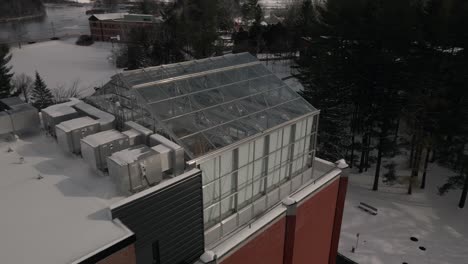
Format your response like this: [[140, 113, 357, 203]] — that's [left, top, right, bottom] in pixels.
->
[[0, 0, 45, 21], [294, 0, 468, 207]]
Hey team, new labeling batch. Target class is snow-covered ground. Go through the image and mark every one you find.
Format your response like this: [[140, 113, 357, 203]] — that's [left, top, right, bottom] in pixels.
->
[[339, 160, 468, 264], [9, 38, 120, 97]]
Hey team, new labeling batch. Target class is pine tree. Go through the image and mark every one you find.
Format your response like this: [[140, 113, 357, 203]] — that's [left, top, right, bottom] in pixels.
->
[[0, 44, 13, 99], [31, 71, 54, 110]]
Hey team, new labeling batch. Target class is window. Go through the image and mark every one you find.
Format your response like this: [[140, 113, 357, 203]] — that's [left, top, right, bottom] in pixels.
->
[[200, 115, 316, 230]]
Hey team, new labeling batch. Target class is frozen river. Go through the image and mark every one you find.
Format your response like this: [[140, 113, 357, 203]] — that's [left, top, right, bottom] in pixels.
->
[[0, 4, 91, 44]]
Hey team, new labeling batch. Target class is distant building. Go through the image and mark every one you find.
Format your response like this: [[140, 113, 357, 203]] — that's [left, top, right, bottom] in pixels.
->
[[88, 13, 163, 42]]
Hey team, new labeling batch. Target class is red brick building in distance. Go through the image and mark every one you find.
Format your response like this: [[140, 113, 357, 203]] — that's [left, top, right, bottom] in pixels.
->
[[88, 13, 162, 42]]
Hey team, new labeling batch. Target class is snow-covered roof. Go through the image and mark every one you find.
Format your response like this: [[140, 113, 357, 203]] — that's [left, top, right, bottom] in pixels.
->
[[89, 13, 128, 21], [109, 145, 154, 166], [42, 98, 81, 117], [0, 133, 131, 264]]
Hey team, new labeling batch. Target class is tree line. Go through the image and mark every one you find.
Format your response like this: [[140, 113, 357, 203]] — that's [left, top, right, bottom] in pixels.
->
[[0, 0, 45, 20], [293, 0, 468, 208]]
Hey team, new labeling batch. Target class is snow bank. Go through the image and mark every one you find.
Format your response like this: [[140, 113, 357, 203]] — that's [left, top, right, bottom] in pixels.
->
[[9, 38, 120, 97]]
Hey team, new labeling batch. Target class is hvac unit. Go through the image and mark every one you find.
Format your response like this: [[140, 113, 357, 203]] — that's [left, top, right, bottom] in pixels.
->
[[122, 129, 144, 146], [74, 102, 115, 131], [56, 117, 100, 154], [107, 145, 162, 194], [0, 97, 39, 135], [124, 121, 153, 145], [149, 134, 185, 176], [81, 129, 131, 171], [151, 144, 172, 172], [42, 99, 81, 137]]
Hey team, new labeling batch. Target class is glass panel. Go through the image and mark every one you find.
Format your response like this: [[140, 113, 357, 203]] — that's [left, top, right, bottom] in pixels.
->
[[203, 180, 219, 207], [220, 173, 234, 199], [201, 159, 215, 185], [239, 163, 253, 183], [220, 150, 234, 176], [282, 126, 291, 147], [204, 203, 220, 225], [238, 144, 251, 167], [269, 131, 280, 153], [306, 116, 313, 135], [254, 137, 265, 159], [181, 133, 216, 157], [220, 194, 236, 218], [267, 171, 280, 189], [252, 177, 265, 198], [237, 184, 252, 209], [253, 159, 263, 181]]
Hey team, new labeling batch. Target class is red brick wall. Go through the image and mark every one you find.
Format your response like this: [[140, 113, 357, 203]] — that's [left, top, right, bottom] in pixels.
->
[[292, 179, 340, 264], [96, 244, 137, 264], [220, 217, 286, 264], [329, 177, 348, 264]]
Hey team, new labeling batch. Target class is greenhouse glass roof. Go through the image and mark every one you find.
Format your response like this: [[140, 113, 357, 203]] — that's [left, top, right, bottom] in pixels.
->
[[103, 53, 317, 158]]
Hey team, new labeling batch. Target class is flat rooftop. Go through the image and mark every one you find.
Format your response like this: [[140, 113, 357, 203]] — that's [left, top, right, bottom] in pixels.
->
[[0, 133, 131, 264]]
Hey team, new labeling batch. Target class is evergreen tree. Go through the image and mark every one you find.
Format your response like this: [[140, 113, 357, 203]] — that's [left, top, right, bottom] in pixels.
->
[[0, 44, 13, 99], [241, 0, 262, 23], [31, 72, 54, 110]]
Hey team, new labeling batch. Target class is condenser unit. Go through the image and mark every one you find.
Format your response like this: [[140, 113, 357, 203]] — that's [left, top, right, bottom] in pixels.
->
[[80, 129, 131, 171], [107, 145, 162, 194], [56, 117, 100, 154]]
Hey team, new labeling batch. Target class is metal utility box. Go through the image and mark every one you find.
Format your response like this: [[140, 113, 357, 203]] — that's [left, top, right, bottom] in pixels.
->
[[124, 121, 153, 144], [0, 111, 12, 135], [81, 130, 130, 171], [74, 102, 115, 131], [42, 100, 81, 137], [0, 97, 39, 135], [7, 104, 40, 133], [151, 144, 172, 172], [149, 134, 185, 175], [107, 145, 162, 194], [56, 117, 100, 154], [122, 129, 144, 146]]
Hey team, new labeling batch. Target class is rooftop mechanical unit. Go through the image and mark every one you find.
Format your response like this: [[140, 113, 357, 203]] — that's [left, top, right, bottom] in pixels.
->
[[107, 145, 163, 194], [124, 121, 153, 145], [42, 98, 81, 137], [149, 134, 185, 176], [151, 144, 172, 172], [81, 129, 132, 171], [56, 117, 100, 154], [74, 102, 115, 131], [0, 97, 39, 135], [122, 129, 144, 146]]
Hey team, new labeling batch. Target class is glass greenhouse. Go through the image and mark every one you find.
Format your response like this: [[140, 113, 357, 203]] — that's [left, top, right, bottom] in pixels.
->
[[86, 52, 320, 242]]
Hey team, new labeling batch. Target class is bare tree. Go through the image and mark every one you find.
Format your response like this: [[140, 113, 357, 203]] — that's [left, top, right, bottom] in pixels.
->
[[12, 73, 33, 102], [52, 79, 85, 103]]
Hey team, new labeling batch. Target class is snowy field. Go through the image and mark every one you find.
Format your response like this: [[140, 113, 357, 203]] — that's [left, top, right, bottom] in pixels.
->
[[339, 160, 468, 264], [9, 38, 120, 97]]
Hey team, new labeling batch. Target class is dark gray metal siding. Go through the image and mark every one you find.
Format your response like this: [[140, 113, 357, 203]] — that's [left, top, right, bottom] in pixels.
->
[[111, 171, 204, 264]]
